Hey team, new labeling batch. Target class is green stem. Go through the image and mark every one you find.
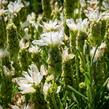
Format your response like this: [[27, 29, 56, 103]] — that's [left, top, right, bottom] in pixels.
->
[[42, 0, 51, 19], [48, 46, 62, 82], [70, 31, 77, 54], [85, 56, 94, 109], [0, 16, 6, 48], [62, 59, 74, 87], [64, 0, 79, 19]]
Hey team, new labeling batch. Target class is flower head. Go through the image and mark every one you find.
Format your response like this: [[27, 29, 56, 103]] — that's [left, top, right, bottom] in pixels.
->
[[7, 0, 24, 15], [32, 31, 64, 47], [13, 64, 47, 94], [42, 20, 62, 32], [84, 9, 100, 21], [27, 12, 36, 25], [66, 19, 77, 31], [66, 18, 89, 32]]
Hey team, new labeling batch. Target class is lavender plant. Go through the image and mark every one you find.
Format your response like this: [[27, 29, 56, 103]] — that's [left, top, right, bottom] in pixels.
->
[[0, 0, 109, 109]]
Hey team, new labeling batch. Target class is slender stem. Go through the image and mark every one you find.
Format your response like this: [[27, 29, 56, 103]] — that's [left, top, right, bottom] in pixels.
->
[[42, 0, 51, 19], [48, 46, 62, 82]]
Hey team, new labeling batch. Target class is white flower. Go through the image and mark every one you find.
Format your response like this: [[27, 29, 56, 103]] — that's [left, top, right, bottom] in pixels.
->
[[18, 83, 36, 94], [26, 12, 39, 29], [7, 0, 24, 15], [43, 82, 51, 95], [27, 12, 36, 24], [66, 18, 89, 32], [13, 64, 46, 94], [32, 31, 64, 46], [77, 18, 89, 32], [66, 19, 77, 31], [84, 9, 100, 21], [42, 20, 62, 32]]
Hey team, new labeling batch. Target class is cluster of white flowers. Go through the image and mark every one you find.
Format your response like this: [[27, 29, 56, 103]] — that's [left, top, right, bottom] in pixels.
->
[[82, 0, 109, 22], [13, 64, 47, 94], [32, 20, 64, 47], [0, 0, 25, 17], [66, 18, 89, 32]]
